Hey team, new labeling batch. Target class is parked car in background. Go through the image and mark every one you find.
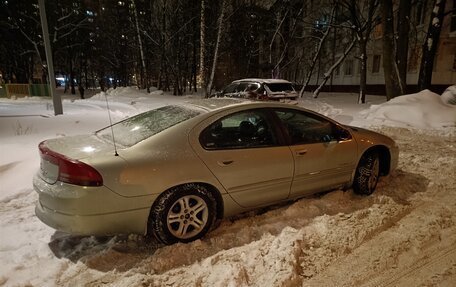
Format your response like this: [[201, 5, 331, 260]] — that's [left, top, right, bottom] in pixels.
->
[[34, 99, 398, 245], [211, 78, 298, 101]]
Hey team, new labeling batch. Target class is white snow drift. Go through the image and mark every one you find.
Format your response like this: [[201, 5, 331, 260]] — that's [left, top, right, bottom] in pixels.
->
[[0, 87, 455, 286]]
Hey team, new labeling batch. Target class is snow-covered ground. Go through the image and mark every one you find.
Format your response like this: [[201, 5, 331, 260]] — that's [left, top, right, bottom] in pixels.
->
[[0, 87, 455, 286]]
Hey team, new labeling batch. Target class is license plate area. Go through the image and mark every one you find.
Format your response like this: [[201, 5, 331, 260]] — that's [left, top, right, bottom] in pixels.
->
[[40, 158, 59, 184]]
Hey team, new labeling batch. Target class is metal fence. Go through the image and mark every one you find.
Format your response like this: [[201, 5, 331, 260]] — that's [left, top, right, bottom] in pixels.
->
[[0, 85, 6, 97], [0, 84, 50, 98]]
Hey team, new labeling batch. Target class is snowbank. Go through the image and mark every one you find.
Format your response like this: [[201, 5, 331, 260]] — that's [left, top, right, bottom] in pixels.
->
[[1, 88, 456, 286], [356, 89, 456, 130], [441, 85, 456, 105]]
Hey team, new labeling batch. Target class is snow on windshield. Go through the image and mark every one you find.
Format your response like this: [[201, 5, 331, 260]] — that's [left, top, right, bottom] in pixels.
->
[[96, 105, 201, 147]]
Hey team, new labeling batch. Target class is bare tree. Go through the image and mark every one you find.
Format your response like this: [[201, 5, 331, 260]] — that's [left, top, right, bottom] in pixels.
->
[[299, 6, 337, 97], [132, 0, 148, 92], [396, 0, 411, 89], [313, 37, 356, 98], [206, 0, 226, 97], [199, 0, 206, 89], [340, 0, 380, 103], [381, 0, 403, 100], [418, 0, 447, 90], [1, 2, 45, 82]]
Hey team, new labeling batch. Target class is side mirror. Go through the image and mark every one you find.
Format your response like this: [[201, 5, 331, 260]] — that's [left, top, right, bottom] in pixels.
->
[[335, 126, 352, 141], [322, 134, 333, 142]]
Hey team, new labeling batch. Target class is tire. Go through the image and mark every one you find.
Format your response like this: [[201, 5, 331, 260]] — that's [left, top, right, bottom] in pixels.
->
[[148, 184, 217, 244], [353, 151, 380, 195]]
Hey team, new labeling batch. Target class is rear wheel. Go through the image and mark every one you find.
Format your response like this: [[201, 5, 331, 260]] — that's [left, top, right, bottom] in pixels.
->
[[148, 184, 216, 244], [353, 151, 380, 195]]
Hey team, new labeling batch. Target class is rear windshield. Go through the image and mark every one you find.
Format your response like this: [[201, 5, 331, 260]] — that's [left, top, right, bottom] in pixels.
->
[[265, 83, 294, 92], [96, 105, 202, 147]]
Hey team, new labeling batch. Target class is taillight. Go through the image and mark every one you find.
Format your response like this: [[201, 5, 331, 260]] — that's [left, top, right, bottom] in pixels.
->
[[39, 141, 103, 186]]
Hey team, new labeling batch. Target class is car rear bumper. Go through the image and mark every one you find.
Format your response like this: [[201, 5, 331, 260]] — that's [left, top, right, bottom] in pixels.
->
[[33, 173, 154, 236], [35, 201, 150, 236]]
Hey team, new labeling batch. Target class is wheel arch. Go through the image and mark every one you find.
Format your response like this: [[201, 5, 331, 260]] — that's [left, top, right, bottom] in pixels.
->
[[361, 145, 391, 176], [194, 182, 224, 220]]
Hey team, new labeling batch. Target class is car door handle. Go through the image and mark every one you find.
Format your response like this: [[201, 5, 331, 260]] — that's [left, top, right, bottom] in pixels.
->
[[296, 150, 307, 156], [217, 160, 234, 166]]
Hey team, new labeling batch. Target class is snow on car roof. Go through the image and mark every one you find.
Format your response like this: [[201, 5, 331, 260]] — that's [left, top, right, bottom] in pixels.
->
[[232, 78, 293, 84]]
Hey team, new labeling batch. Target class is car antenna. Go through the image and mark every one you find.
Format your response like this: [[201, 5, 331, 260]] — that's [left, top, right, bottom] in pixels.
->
[[103, 91, 119, 156]]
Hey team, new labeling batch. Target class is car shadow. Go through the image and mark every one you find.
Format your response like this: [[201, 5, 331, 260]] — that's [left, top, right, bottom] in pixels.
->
[[48, 168, 428, 275]]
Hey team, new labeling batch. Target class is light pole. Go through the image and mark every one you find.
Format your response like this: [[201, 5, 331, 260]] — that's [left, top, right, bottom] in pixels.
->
[[38, 0, 63, 115]]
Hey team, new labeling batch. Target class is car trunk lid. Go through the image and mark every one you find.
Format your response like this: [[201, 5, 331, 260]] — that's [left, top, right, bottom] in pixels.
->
[[38, 134, 113, 185]]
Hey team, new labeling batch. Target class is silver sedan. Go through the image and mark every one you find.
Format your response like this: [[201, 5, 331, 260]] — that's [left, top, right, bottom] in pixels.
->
[[34, 99, 399, 244]]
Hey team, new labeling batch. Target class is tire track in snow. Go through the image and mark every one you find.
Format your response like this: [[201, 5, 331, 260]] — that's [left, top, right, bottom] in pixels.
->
[[362, 245, 456, 287]]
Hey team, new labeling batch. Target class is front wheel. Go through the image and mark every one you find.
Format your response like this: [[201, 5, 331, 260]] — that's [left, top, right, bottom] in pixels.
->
[[353, 151, 380, 195], [148, 184, 217, 244]]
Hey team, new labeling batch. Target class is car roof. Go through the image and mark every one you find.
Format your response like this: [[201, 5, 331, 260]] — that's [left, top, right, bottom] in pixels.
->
[[232, 78, 292, 84]]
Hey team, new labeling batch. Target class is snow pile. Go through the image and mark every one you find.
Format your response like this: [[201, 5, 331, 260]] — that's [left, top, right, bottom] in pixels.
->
[[356, 89, 456, 130], [90, 86, 145, 100], [441, 85, 456, 105], [1, 88, 456, 286]]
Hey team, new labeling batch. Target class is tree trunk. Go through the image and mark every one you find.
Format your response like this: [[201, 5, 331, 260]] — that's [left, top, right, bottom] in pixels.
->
[[192, 27, 198, 92], [381, 0, 402, 100], [132, 0, 148, 92], [396, 0, 411, 90], [199, 0, 206, 89], [69, 57, 75, 95], [269, 10, 289, 78], [358, 38, 368, 104], [418, 0, 446, 90], [206, 0, 226, 97]]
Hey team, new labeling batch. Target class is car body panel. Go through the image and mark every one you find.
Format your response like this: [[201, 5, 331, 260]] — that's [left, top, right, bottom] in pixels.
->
[[189, 105, 294, 208], [347, 125, 399, 179], [194, 146, 293, 208], [44, 134, 116, 160], [288, 139, 357, 196], [34, 100, 399, 237], [33, 173, 154, 235]]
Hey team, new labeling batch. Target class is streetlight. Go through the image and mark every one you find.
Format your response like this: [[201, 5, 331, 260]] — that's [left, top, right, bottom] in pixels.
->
[[38, 0, 63, 115]]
